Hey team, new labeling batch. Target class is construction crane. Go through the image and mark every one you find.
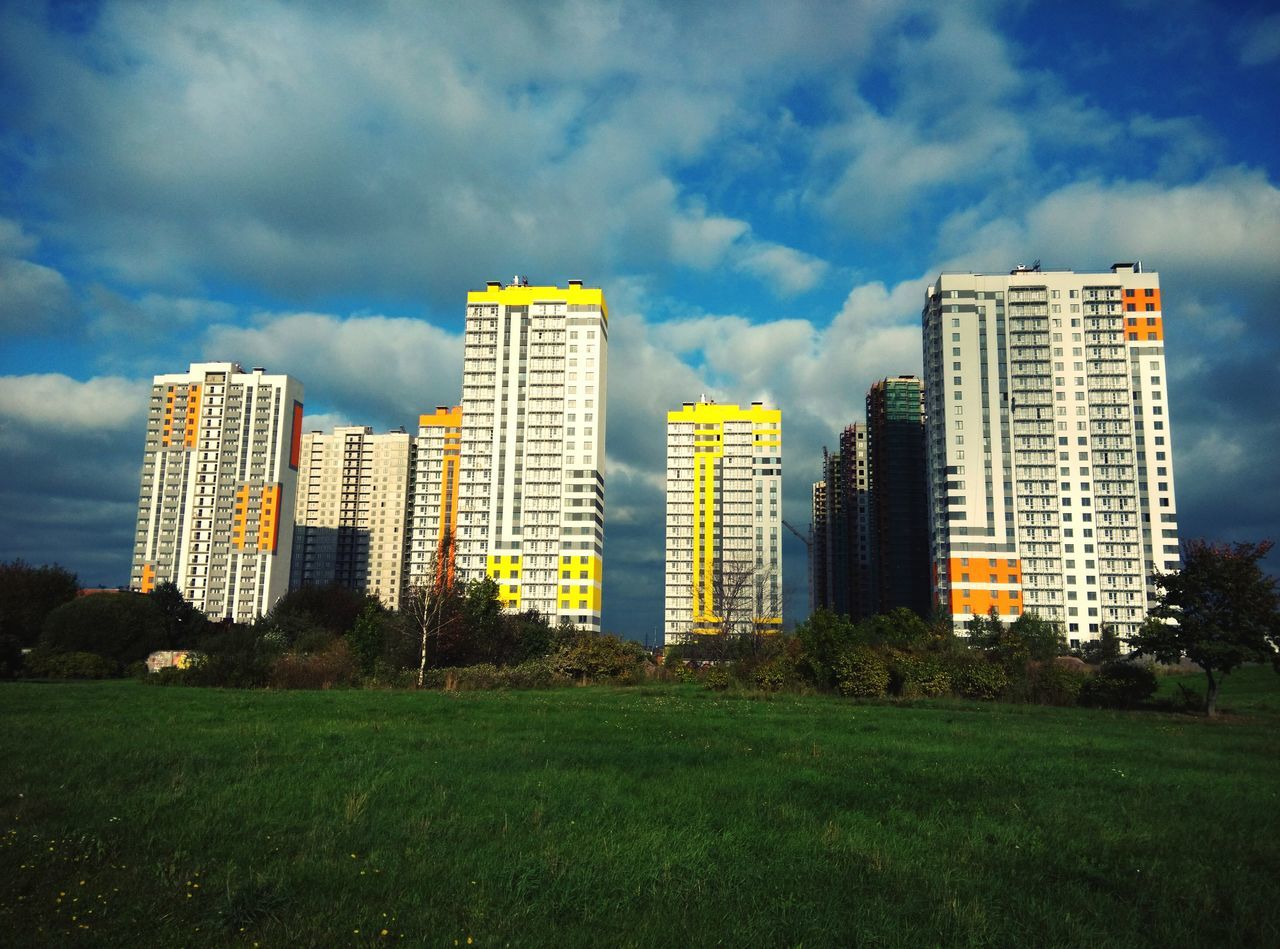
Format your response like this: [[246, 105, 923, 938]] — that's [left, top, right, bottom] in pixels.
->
[[778, 517, 808, 614], [782, 519, 811, 550]]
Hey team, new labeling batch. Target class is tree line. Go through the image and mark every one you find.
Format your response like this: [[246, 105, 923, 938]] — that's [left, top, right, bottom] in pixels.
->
[[2, 538, 1277, 714]]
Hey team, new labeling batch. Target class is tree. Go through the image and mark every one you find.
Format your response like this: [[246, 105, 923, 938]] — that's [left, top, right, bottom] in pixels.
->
[[0, 560, 79, 647], [1082, 624, 1122, 664], [965, 608, 1064, 665], [1129, 540, 1280, 716], [794, 609, 859, 688], [150, 581, 208, 647], [1008, 612, 1067, 662], [680, 559, 782, 663], [263, 583, 372, 642], [348, 601, 385, 677], [39, 592, 167, 666]]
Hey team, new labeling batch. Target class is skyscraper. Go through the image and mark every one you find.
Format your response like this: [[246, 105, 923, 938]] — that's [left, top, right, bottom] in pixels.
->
[[922, 263, 1180, 647], [131, 362, 304, 622], [455, 279, 608, 631], [812, 423, 873, 621], [664, 398, 782, 646], [866, 376, 930, 618], [290, 426, 413, 609], [408, 405, 463, 592], [810, 479, 827, 614]]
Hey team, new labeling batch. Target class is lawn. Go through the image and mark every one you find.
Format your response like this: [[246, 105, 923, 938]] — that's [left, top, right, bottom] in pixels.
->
[[2, 669, 1278, 947]]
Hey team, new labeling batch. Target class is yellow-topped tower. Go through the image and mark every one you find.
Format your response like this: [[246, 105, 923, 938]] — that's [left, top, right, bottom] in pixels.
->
[[664, 397, 782, 645], [456, 278, 607, 630]]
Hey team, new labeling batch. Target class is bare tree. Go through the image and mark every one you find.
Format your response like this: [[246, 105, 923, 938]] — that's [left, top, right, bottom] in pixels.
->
[[680, 558, 782, 663], [404, 529, 459, 687]]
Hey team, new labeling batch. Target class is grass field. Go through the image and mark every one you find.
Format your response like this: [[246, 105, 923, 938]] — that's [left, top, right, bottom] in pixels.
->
[[2, 669, 1279, 947]]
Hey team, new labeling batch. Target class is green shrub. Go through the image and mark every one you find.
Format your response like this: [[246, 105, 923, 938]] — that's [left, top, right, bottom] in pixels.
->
[[1030, 663, 1088, 706], [702, 667, 732, 691], [501, 657, 567, 689], [181, 625, 278, 688], [39, 592, 168, 665], [26, 650, 119, 679], [268, 639, 359, 690], [551, 632, 646, 682], [753, 653, 797, 692], [1080, 661, 1158, 709], [889, 653, 952, 698], [948, 655, 1009, 700], [795, 609, 860, 687], [142, 666, 189, 686], [833, 645, 889, 698]]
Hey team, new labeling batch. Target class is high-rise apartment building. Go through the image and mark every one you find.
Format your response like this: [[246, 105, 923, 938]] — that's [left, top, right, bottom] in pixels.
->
[[866, 376, 930, 618], [290, 426, 413, 609], [408, 405, 463, 592], [664, 398, 782, 646], [456, 279, 608, 631], [131, 362, 304, 622], [812, 424, 874, 621], [810, 479, 827, 614], [922, 263, 1180, 646]]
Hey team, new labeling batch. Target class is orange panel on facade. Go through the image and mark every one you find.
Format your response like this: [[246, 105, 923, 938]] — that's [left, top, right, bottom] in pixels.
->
[[231, 485, 251, 550], [140, 563, 156, 594], [160, 385, 176, 447], [257, 483, 281, 553], [183, 384, 202, 448], [947, 557, 1022, 585], [1125, 315, 1163, 341]]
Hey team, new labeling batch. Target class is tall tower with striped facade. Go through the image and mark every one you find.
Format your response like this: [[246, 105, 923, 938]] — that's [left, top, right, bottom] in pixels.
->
[[455, 279, 608, 631], [664, 398, 782, 646], [922, 263, 1180, 648], [130, 362, 304, 622]]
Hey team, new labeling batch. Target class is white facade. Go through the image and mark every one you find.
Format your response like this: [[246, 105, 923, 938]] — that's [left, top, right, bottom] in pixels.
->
[[131, 362, 304, 622], [455, 280, 608, 631], [664, 398, 782, 646], [290, 426, 413, 609], [922, 264, 1180, 646]]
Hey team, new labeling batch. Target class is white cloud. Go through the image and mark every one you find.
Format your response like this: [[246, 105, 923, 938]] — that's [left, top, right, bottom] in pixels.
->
[[0, 218, 38, 256], [0, 257, 76, 334], [0, 374, 146, 433], [1239, 12, 1280, 66], [669, 207, 750, 270], [0, 373, 150, 584], [935, 168, 1280, 287], [203, 312, 464, 427], [735, 242, 829, 296]]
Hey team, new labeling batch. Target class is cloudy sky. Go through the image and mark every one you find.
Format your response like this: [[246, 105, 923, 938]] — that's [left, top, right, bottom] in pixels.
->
[[1, 0, 1278, 640]]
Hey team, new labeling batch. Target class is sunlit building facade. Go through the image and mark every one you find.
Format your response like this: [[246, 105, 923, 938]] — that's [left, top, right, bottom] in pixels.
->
[[664, 398, 782, 645], [922, 263, 1180, 646], [455, 280, 608, 630], [130, 362, 304, 622]]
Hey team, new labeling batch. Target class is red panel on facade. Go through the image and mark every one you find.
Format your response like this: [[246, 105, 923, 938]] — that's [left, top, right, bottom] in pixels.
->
[[290, 401, 304, 469]]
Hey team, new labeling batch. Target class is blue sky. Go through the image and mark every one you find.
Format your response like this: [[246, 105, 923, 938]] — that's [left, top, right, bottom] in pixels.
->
[[1, 0, 1278, 641]]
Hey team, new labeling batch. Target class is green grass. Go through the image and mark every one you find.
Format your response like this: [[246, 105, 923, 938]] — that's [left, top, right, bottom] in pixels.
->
[[2, 671, 1279, 947]]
